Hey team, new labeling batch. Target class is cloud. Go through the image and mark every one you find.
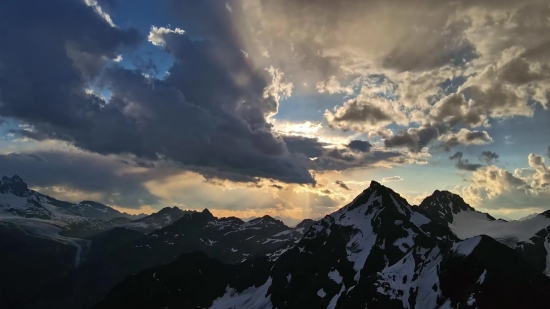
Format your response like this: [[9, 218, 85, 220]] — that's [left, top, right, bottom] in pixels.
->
[[381, 176, 403, 182], [143, 172, 343, 219], [281, 135, 403, 172], [384, 123, 445, 152], [459, 152, 550, 211], [0, 0, 317, 185], [148, 26, 185, 47], [438, 128, 494, 151], [325, 99, 393, 131], [312, 148, 403, 172], [479, 151, 499, 165], [429, 93, 489, 128], [527, 153, 550, 191], [0, 0, 142, 127], [208, 0, 550, 153], [316, 76, 354, 95], [547, 146, 550, 159], [449, 152, 484, 171], [335, 180, 351, 190], [325, 90, 408, 133], [346, 140, 372, 153], [3, 0, 550, 199], [0, 150, 159, 208], [282, 136, 327, 158]]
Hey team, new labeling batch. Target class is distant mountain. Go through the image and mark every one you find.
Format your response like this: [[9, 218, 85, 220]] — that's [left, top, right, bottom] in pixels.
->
[[30, 209, 314, 309], [120, 206, 191, 232], [418, 190, 550, 245], [93, 181, 550, 309], [61, 206, 194, 238], [274, 216, 304, 227], [0, 175, 145, 223], [518, 213, 539, 221], [69, 200, 145, 221], [418, 190, 550, 273]]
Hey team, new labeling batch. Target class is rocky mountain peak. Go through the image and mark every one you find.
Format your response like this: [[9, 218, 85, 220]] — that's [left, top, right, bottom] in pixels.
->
[[419, 190, 495, 225], [0, 174, 30, 196], [249, 215, 286, 227], [345, 180, 410, 216], [540, 209, 550, 219], [369, 180, 382, 188], [199, 208, 216, 221], [156, 206, 183, 215], [296, 219, 315, 229]]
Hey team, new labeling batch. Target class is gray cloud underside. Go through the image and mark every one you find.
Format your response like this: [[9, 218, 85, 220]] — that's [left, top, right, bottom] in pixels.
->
[[335, 180, 351, 191], [346, 140, 373, 153], [283, 135, 403, 171], [479, 151, 499, 165], [0, 0, 317, 185], [449, 152, 483, 171]]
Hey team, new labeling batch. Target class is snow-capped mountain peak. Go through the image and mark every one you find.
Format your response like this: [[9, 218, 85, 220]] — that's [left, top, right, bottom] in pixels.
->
[[418, 189, 496, 226], [0, 174, 31, 196], [418, 189, 550, 265]]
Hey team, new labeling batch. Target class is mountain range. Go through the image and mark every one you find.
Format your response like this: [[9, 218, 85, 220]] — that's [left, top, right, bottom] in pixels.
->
[[1, 175, 550, 308]]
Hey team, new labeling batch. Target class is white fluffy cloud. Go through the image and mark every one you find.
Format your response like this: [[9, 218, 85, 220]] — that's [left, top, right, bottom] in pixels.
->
[[459, 152, 550, 211], [229, 0, 550, 151], [148, 26, 185, 47]]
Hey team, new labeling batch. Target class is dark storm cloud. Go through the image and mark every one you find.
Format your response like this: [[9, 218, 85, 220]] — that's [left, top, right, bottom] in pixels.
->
[[449, 152, 483, 171], [384, 124, 446, 152], [168, 0, 343, 92], [347, 140, 373, 153], [0, 151, 158, 208], [282, 136, 327, 158], [0, 0, 315, 185], [0, 0, 142, 127], [325, 149, 356, 162], [335, 180, 351, 190], [479, 151, 499, 164]]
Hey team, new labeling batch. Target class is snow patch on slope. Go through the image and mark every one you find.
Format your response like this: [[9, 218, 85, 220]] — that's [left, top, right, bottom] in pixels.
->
[[328, 269, 343, 284], [376, 247, 443, 309], [317, 288, 326, 298], [209, 277, 273, 309], [452, 236, 481, 256], [331, 192, 380, 281], [0, 217, 87, 267], [327, 284, 346, 309], [450, 211, 550, 247]]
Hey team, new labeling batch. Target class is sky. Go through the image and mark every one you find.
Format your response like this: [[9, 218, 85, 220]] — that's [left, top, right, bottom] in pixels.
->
[[0, 0, 549, 222]]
